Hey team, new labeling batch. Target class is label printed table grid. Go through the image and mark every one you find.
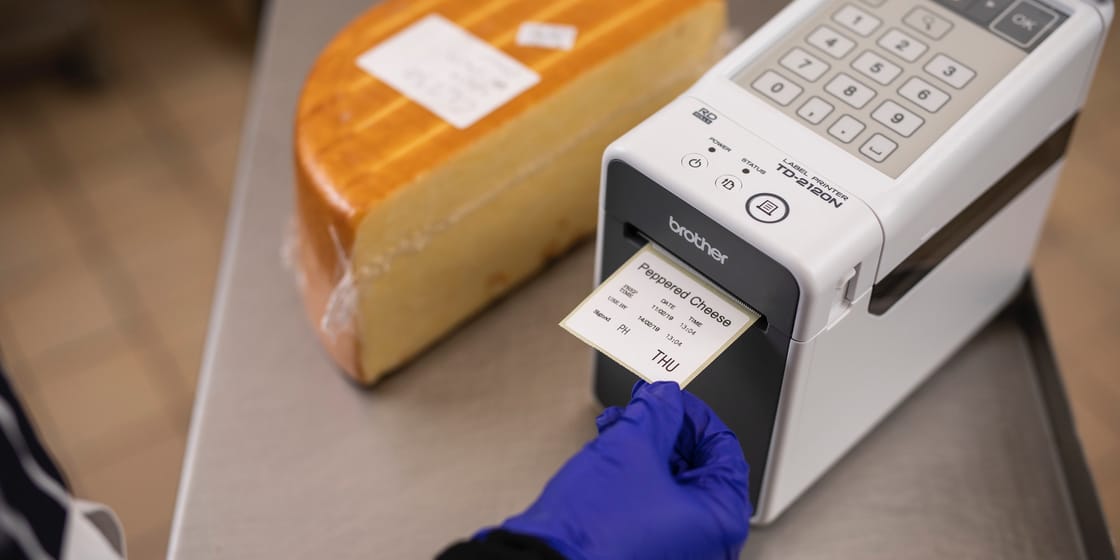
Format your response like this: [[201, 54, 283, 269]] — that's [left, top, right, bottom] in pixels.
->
[[561, 244, 760, 388]]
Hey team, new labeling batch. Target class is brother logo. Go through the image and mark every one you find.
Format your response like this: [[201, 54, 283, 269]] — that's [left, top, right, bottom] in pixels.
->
[[669, 216, 728, 264]]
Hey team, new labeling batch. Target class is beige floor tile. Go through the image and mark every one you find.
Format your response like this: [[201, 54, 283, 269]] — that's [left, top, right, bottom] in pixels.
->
[[73, 431, 186, 556], [33, 86, 149, 167], [1048, 154, 1120, 287], [76, 141, 197, 240], [159, 55, 251, 148], [1061, 352, 1120, 453], [20, 327, 133, 383], [1047, 153, 1120, 241], [149, 291, 215, 362], [196, 124, 244, 200], [1068, 401, 1118, 469], [129, 527, 173, 560], [1034, 234, 1120, 340], [1068, 293, 1120, 371], [0, 2, 246, 555], [0, 247, 120, 360], [164, 312, 211, 395], [0, 179, 81, 283], [110, 209, 223, 342], [34, 340, 181, 463], [1083, 229, 1120, 287]]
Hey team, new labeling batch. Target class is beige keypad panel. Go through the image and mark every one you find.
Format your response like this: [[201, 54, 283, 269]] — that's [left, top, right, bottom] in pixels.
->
[[734, 0, 1027, 178]]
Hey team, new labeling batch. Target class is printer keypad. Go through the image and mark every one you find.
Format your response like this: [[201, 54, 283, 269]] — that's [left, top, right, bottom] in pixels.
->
[[733, 0, 1040, 178]]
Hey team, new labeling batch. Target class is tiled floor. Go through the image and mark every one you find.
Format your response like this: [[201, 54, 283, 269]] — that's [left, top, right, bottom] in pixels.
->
[[0, 1, 248, 558], [0, 2, 1117, 559]]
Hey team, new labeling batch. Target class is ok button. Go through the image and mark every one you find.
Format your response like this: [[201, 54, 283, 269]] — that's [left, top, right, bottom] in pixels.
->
[[1013, 13, 1039, 30], [992, 0, 1059, 48]]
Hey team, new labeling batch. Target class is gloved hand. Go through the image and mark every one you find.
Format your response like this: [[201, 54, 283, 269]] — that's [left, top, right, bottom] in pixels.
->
[[497, 381, 751, 560]]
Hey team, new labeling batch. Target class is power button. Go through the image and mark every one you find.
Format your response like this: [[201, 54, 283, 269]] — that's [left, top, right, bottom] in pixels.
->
[[681, 153, 709, 169]]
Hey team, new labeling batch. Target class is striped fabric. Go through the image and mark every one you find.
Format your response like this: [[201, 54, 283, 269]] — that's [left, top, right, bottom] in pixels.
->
[[0, 361, 125, 560]]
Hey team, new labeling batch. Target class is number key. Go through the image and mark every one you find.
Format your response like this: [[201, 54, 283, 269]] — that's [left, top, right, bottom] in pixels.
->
[[898, 76, 950, 112], [872, 100, 925, 136], [925, 54, 975, 89], [877, 28, 928, 62], [825, 73, 876, 109], [751, 70, 803, 106], [833, 4, 882, 37], [780, 48, 830, 82], [808, 26, 856, 59], [851, 51, 901, 85]]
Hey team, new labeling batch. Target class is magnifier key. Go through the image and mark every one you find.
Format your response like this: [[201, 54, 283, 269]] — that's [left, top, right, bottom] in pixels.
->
[[904, 8, 953, 39]]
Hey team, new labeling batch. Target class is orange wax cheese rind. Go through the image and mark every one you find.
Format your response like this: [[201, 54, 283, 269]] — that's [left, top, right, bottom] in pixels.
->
[[294, 0, 727, 384]]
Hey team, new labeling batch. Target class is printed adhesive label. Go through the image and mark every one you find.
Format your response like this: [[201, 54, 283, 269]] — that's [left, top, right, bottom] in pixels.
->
[[516, 22, 579, 50], [356, 14, 540, 129], [561, 244, 760, 388]]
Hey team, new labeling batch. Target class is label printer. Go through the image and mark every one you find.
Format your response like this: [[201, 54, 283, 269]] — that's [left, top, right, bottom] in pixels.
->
[[592, 0, 1113, 523]]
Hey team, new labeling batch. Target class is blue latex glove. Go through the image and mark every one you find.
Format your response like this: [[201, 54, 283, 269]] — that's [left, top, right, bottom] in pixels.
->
[[498, 381, 751, 560]]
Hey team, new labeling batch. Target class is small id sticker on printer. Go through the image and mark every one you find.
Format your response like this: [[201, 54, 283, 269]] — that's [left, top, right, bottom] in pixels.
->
[[561, 244, 760, 388]]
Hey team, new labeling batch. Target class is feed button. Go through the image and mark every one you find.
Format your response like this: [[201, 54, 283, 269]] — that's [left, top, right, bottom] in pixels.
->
[[746, 193, 790, 224]]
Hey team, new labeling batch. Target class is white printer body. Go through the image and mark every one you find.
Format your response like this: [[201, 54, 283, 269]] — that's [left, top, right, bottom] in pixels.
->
[[591, 0, 1112, 523]]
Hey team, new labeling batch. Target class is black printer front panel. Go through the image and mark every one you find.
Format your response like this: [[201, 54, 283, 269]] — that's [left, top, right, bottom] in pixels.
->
[[594, 161, 800, 508]]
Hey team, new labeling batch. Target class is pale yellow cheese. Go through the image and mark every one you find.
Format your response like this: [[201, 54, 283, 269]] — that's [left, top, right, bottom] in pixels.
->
[[295, 0, 727, 384]]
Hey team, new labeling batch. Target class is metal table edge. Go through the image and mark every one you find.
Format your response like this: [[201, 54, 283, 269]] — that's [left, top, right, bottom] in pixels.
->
[[1015, 279, 1117, 559]]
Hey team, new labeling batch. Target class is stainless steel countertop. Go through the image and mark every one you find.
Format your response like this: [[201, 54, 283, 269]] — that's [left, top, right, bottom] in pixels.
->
[[167, 1, 1099, 558]]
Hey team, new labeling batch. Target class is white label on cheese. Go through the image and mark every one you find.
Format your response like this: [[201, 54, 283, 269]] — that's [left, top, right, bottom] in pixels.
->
[[356, 14, 540, 129], [561, 244, 760, 388], [516, 22, 578, 51]]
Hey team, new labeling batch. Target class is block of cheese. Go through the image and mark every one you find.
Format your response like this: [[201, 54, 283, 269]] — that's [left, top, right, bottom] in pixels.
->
[[295, 0, 726, 384]]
